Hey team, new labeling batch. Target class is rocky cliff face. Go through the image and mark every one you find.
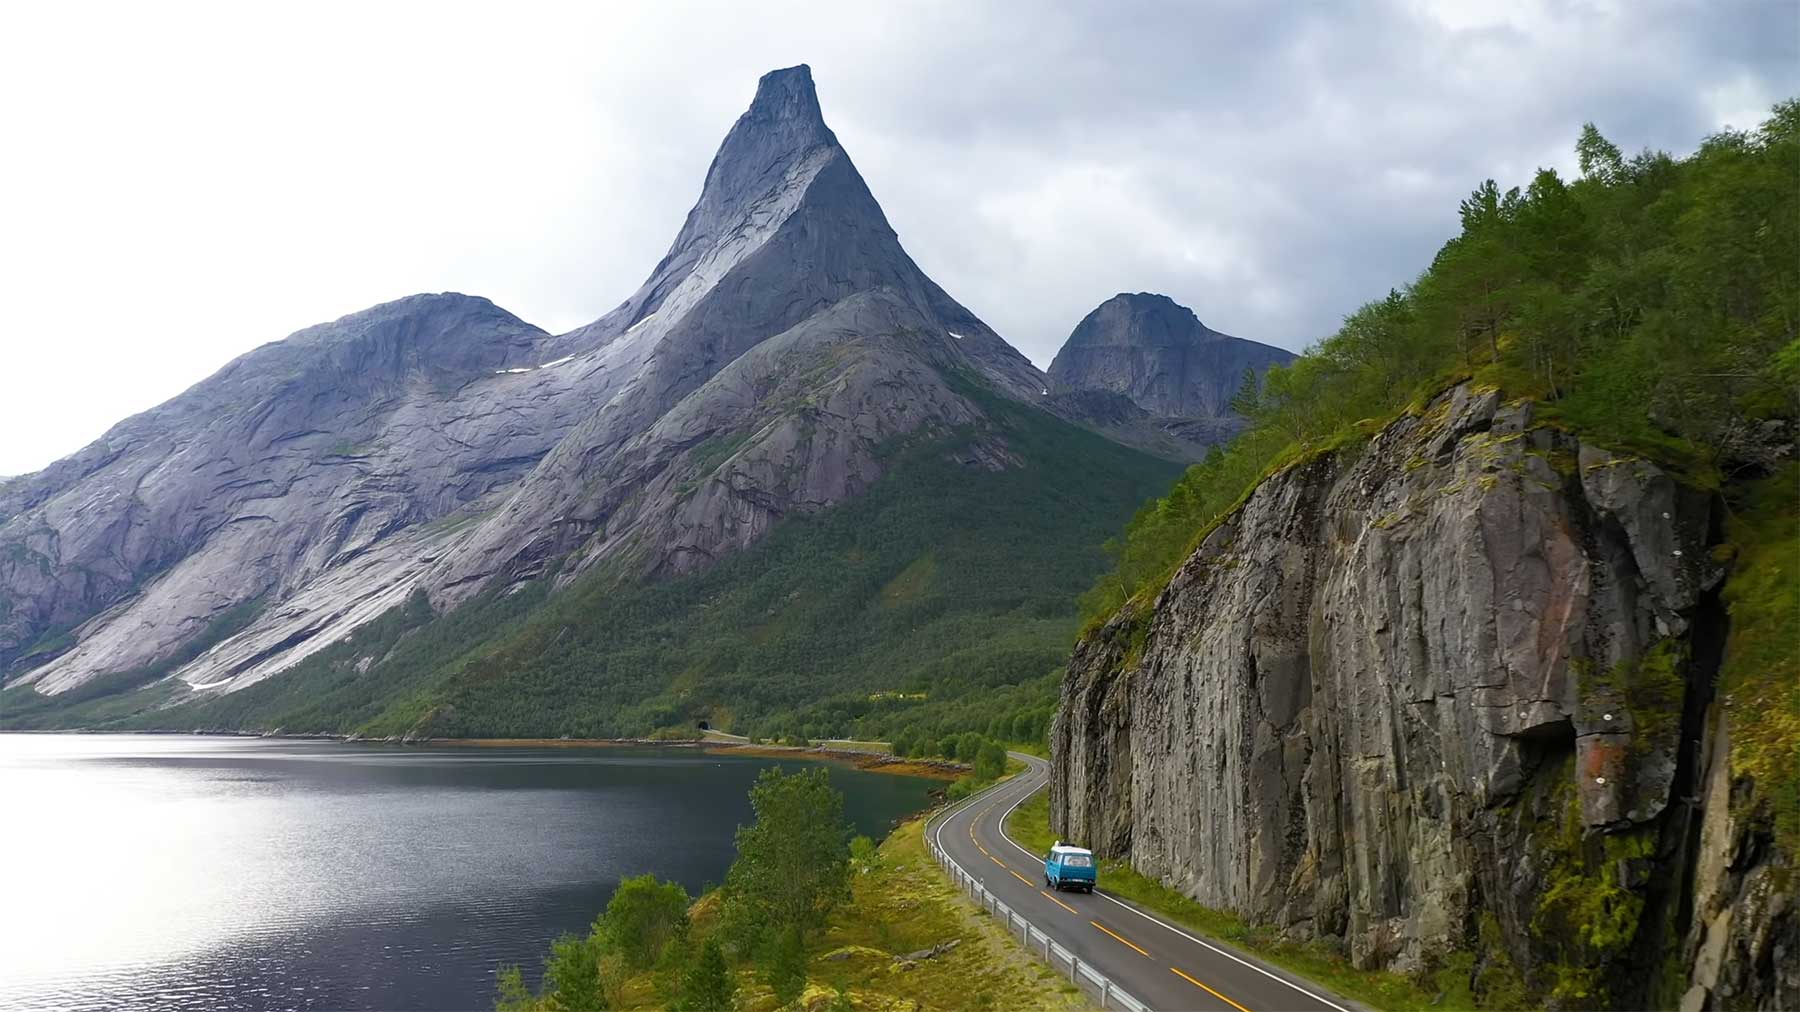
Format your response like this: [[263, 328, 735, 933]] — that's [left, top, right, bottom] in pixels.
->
[[2, 65, 1051, 700], [1046, 292, 1293, 459], [1052, 383, 1796, 1008], [0, 293, 585, 693], [1682, 711, 1800, 1010]]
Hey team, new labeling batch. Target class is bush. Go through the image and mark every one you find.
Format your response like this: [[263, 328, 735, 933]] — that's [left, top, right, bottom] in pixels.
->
[[494, 965, 534, 1012], [599, 873, 690, 971], [543, 932, 608, 1011]]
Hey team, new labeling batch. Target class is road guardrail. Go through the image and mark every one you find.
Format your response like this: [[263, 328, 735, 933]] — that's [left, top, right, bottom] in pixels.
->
[[925, 777, 1153, 1012]]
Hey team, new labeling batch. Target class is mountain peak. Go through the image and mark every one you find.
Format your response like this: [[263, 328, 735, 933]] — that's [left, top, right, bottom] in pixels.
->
[[1048, 291, 1294, 425], [746, 65, 826, 128], [716, 64, 837, 169], [1073, 293, 1214, 348]]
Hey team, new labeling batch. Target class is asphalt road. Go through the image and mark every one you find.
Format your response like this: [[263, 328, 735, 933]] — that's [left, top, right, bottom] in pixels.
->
[[930, 755, 1358, 1012]]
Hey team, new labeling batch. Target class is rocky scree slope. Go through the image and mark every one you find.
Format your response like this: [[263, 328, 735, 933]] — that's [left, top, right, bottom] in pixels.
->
[[1051, 383, 1796, 1009], [1046, 292, 1294, 460], [1, 64, 1053, 703]]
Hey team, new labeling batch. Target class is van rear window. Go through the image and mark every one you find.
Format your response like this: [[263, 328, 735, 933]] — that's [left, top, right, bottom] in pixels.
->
[[1062, 854, 1092, 868]]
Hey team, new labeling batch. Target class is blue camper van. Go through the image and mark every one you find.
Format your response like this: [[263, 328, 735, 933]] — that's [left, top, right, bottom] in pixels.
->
[[1044, 842, 1097, 892]]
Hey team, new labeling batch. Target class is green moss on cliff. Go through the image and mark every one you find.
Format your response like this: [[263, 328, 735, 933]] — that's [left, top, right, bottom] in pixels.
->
[[1578, 639, 1686, 760], [1470, 913, 1532, 1010], [1720, 464, 1800, 852], [1530, 790, 1654, 1006]]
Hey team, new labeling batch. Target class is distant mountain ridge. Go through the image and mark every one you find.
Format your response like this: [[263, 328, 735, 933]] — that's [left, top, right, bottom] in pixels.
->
[[0, 66, 1171, 721], [1045, 292, 1293, 459]]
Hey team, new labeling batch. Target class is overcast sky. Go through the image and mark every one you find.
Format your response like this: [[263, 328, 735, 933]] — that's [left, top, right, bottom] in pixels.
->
[[1, 1, 1794, 476]]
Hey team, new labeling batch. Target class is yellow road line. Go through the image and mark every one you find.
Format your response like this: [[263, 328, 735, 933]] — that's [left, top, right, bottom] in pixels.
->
[[1040, 890, 1077, 914], [1009, 869, 1034, 886], [1090, 920, 1150, 957], [1171, 966, 1253, 1012], [989, 855, 1006, 868]]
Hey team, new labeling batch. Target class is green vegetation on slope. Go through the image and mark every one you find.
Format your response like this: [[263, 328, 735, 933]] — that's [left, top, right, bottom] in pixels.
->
[[1081, 103, 1799, 629], [77, 382, 1174, 740], [1719, 464, 1800, 851]]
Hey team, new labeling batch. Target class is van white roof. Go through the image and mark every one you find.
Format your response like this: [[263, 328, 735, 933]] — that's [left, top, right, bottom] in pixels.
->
[[1050, 844, 1093, 855]]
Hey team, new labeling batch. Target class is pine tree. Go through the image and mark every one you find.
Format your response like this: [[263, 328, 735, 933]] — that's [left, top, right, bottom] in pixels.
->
[[543, 933, 607, 1011], [677, 938, 735, 1012], [763, 925, 807, 1006]]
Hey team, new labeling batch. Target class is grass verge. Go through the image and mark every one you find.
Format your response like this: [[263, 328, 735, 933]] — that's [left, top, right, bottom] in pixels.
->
[[1006, 792, 1472, 1012], [585, 811, 1092, 1011]]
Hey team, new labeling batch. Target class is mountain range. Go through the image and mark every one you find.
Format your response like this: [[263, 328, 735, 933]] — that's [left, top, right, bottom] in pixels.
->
[[0, 66, 1289, 733]]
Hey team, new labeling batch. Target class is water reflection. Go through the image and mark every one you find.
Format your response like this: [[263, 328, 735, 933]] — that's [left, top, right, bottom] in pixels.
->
[[0, 734, 934, 1011]]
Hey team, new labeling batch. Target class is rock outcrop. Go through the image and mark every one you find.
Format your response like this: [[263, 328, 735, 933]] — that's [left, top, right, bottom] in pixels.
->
[[1, 293, 588, 693], [1052, 383, 1795, 1007], [2, 65, 1052, 700], [1046, 292, 1293, 459], [1680, 712, 1799, 1011]]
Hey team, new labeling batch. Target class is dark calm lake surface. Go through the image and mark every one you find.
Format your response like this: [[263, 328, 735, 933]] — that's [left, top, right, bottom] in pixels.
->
[[0, 734, 937, 1011]]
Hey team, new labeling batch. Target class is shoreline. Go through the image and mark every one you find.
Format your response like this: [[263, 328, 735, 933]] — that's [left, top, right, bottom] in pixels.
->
[[6, 728, 970, 782], [427, 736, 969, 782], [698, 743, 967, 781]]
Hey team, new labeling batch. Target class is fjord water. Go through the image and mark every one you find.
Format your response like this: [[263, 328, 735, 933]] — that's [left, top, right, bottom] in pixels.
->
[[0, 735, 936, 1011]]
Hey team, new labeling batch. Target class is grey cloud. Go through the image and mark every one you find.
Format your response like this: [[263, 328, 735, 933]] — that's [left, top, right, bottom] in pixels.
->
[[2, 0, 1795, 475]]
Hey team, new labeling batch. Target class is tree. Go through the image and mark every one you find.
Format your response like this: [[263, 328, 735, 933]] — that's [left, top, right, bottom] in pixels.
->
[[1009, 711, 1035, 743], [543, 933, 608, 1011], [1576, 122, 1625, 183], [494, 965, 535, 1012], [975, 740, 1007, 781], [965, 732, 989, 762], [676, 938, 735, 1012], [763, 924, 808, 1006], [653, 938, 692, 1008], [599, 874, 690, 971], [724, 767, 853, 936]]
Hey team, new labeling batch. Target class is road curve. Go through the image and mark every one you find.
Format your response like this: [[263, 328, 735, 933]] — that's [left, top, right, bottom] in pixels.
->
[[930, 754, 1359, 1012]]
